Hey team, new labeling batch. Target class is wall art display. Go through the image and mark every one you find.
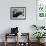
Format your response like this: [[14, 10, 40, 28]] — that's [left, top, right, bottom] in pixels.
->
[[36, 0, 46, 26], [37, 0, 46, 18], [10, 7, 26, 20]]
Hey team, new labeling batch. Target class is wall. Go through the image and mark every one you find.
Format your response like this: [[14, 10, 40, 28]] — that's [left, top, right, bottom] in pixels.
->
[[0, 0, 36, 42]]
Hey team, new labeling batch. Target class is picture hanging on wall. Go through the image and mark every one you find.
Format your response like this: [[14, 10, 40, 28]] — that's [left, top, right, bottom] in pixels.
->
[[37, 0, 46, 19], [10, 7, 26, 20], [36, 0, 46, 26]]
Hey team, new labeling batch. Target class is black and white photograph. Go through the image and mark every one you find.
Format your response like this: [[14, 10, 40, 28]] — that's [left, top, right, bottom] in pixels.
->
[[10, 7, 26, 20]]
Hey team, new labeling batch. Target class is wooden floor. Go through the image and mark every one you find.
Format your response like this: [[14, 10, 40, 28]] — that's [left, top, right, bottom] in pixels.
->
[[0, 42, 46, 46]]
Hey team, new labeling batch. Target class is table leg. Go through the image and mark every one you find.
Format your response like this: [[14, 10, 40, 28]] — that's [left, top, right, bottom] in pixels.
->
[[4, 34, 7, 46]]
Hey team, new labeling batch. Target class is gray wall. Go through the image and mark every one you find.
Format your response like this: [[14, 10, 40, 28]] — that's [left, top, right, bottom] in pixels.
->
[[0, 0, 37, 42]]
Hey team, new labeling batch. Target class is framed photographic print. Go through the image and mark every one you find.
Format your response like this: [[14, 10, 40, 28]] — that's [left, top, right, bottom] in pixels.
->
[[36, 0, 46, 26], [37, 0, 46, 19], [10, 7, 26, 20]]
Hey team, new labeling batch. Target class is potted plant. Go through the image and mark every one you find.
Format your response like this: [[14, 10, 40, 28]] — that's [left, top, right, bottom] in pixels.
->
[[32, 25, 46, 44], [33, 32, 46, 43]]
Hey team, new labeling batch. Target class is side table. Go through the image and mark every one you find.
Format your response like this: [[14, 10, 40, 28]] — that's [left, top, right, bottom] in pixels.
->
[[4, 33, 18, 46]]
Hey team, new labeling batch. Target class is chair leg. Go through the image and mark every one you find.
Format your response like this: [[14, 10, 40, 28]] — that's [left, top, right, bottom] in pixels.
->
[[15, 33, 18, 46], [17, 34, 18, 46], [4, 41, 7, 46], [4, 33, 7, 46]]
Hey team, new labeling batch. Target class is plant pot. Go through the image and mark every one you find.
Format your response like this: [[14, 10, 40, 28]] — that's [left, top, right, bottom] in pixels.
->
[[37, 39, 40, 43], [37, 39, 45, 44]]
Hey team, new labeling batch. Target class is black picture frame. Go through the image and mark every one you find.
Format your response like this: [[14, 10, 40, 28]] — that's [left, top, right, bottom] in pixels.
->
[[10, 7, 26, 20]]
